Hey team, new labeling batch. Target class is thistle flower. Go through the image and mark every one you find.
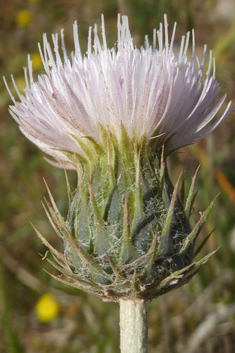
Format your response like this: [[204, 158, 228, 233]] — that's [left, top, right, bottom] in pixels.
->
[[5, 15, 233, 303], [5, 15, 232, 169], [6, 14, 234, 353]]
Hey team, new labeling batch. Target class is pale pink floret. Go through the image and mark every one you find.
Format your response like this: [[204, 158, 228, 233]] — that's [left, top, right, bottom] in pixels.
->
[[5, 15, 233, 168]]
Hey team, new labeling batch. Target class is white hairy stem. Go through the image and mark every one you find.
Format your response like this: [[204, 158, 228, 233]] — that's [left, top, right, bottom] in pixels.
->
[[119, 299, 148, 353]]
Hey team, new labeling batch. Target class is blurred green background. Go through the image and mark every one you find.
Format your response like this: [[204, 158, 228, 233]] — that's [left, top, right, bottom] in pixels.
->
[[1, 0, 235, 352]]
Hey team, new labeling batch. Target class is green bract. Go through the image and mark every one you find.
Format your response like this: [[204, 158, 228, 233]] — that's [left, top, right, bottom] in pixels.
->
[[34, 126, 216, 302]]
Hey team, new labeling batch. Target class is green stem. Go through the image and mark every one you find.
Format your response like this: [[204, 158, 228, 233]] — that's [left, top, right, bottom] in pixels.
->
[[0, 261, 24, 353]]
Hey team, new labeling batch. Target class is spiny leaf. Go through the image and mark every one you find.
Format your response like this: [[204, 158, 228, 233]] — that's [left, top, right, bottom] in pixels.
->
[[130, 267, 139, 296], [158, 172, 183, 255], [64, 228, 111, 280], [42, 195, 110, 280], [63, 227, 110, 279], [193, 228, 216, 258], [138, 133, 148, 152], [106, 253, 126, 280], [43, 269, 103, 296], [179, 195, 219, 254], [158, 262, 196, 289], [131, 153, 145, 233], [106, 131, 119, 179], [107, 162, 117, 191], [119, 195, 138, 264], [159, 146, 165, 190], [43, 179, 66, 226], [182, 251, 217, 280], [44, 256, 103, 290], [139, 134, 155, 176], [64, 169, 72, 207], [159, 146, 172, 207], [135, 151, 141, 187], [185, 165, 200, 218], [71, 134, 97, 162], [76, 158, 85, 186], [88, 180, 104, 226], [42, 200, 65, 240], [146, 227, 159, 269], [67, 173, 91, 243], [53, 147, 88, 165], [85, 135, 104, 155], [30, 223, 70, 270], [88, 180, 111, 255], [180, 174, 185, 206], [194, 249, 218, 266], [120, 123, 133, 161], [98, 123, 114, 147], [66, 188, 80, 232], [188, 189, 199, 217], [64, 169, 72, 206], [107, 138, 113, 170], [102, 184, 120, 224], [43, 255, 72, 275]]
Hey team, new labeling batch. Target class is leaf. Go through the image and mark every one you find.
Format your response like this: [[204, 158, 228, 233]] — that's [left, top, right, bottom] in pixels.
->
[[179, 194, 219, 254], [185, 165, 200, 218], [158, 172, 183, 255], [193, 227, 216, 258]]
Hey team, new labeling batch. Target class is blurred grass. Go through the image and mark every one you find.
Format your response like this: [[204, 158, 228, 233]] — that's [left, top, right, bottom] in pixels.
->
[[0, 0, 235, 352]]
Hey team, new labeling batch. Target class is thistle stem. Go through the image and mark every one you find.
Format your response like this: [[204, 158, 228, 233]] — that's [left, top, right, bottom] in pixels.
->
[[119, 299, 148, 353]]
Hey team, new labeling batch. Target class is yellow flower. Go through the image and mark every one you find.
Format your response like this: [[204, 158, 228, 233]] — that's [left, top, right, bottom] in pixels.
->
[[15, 77, 26, 95], [31, 53, 43, 71], [35, 293, 60, 323], [16, 9, 32, 28]]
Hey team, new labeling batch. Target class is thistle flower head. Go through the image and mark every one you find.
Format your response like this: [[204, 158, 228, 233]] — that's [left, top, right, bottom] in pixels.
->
[[6, 15, 233, 302], [5, 15, 233, 168]]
